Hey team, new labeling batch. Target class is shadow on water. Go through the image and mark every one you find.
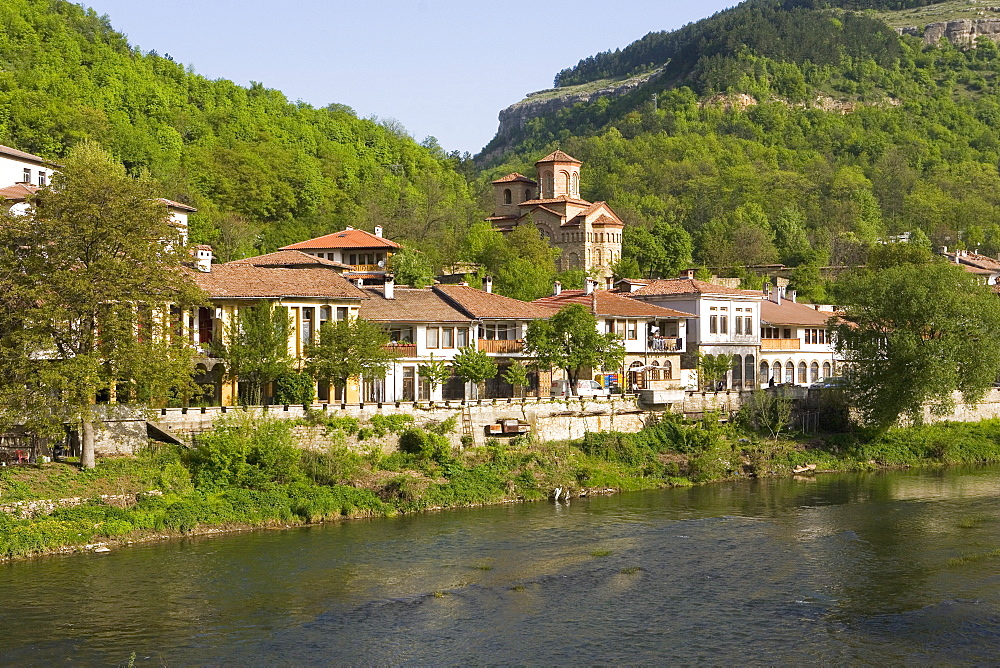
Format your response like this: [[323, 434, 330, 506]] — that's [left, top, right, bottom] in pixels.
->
[[3, 464, 1000, 663]]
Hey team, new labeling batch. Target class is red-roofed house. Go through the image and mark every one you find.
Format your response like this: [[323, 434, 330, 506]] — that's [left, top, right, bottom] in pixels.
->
[[758, 286, 841, 387], [489, 151, 623, 284], [281, 225, 401, 280]]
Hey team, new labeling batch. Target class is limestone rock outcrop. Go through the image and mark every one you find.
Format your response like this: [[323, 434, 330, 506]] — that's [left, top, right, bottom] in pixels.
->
[[900, 18, 1000, 46]]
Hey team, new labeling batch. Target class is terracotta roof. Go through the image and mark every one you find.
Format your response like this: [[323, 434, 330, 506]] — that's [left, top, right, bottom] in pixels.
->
[[190, 264, 367, 300], [533, 290, 695, 319], [0, 183, 40, 201], [359, 287, 472, 323], [227, 249, 350, 270], [519, 196, 591, 207], [492, 172, 537, 185], [158, 198, 197, 212], [536, 150, 582, 165], [434, 284, 552, 319], [760, 299, 835, 327], [946, 252, 1000, 272], [0, 145, 51, 166], [628, 278, 749, 297], [281, 228, 402, 251]]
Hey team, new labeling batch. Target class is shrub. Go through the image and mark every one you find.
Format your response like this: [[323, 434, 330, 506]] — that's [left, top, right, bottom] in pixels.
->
[[186, 416, 303, 489], [369, 414, 414, 437], [398, 427, 452, 462], [273, 372, 315, 405]]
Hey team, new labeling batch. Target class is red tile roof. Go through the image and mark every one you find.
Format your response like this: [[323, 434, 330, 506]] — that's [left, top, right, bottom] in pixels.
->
[[945, 252, 1000, 272], [519, 196, 591, 207], [492, 172, 537, 185], [190, 264, 367, 300], [434, 285, 552, 319], [281, 227, 402, 251], [535, 150, 581, 165], [158, 198, 197, 212], [359, 287, 472, 323], [533, 290, 695, 319], [0, 183, 40, 201], [759, 299, 836, 327], [628, 278, 750, 297], [227, 249, 350, 270]]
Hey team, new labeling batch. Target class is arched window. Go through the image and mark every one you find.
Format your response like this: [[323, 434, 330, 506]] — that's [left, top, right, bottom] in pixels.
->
[[773, 361, 782, 383], [596, 248, 603, 264], [797, 361, 807, 384], [785, 361, 794, 384], [569, 252, 580, 269], [822, 361, 831, 378], [628, 361, 643, 390], [649, 360, 660, 381], [731, 354, 743, 389], [542, 171, 553, 197], [760, 361, 770, 384], [810, 361, 819, 383], [571, 171, 579, 196], [503, 188, 512, 204], [744, 354, 755, 389], [559, 170, 570, 194], [524, 188, 532, 201], [663, 360, 672, 380]]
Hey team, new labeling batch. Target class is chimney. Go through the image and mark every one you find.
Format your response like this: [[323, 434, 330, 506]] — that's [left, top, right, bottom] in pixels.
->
[[345, 225, 354, 231], [790, 289, 797, 303], [771, 285, 782, 306], [384, 274, 394, 299], [354, 277, 364, 288], [941, 246, 948, 254], [374, 225, 383, 238], [553, 281, 562, 296], [194, 245, 213, 273], [484, 275, 493, 293], [584, 277, 597, 295], [679, 268, 696, 279]]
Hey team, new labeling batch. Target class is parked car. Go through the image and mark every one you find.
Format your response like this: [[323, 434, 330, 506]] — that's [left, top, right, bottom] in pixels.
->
[[551, 379, 610, 397], [809, 377, 846, 389]]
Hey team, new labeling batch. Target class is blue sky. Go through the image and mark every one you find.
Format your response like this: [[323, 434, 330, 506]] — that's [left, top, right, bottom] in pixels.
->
[[82, 0, 737, 155]]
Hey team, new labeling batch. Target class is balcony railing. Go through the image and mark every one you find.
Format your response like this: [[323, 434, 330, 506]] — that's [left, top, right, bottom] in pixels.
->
[[761, 338, 801, 351], [478, 339, 524, 354], [383, 343, 417, 356], [350, 263, 383, 272], [647, 336, 683, 352]]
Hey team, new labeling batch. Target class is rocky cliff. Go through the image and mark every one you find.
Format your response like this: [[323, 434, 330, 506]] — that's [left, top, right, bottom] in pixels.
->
[[900, 18, 1000, 45], [478, 67, 666, 163]]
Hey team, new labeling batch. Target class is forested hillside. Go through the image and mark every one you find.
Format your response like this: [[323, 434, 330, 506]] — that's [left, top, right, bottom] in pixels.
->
[[0, 0, 478, 263], [479, 0, 1000, 297]]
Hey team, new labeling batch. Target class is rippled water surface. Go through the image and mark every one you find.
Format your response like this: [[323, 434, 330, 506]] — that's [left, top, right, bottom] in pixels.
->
[[4, 466, 1000, 664]]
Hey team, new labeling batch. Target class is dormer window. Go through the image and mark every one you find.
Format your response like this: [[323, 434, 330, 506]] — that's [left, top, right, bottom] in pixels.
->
[[22, 168, 30, 183], [37, 171, 46, 186]]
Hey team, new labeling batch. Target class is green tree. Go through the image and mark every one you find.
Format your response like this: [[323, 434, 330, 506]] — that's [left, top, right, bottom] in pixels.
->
[[389, 246, 435, 288], [418, 354, 452, 397], [523, 304, 625, 393], [833, 261, 1000, 429], [0, 142, 204, 468], [502, 362, 530, 398], [451, 346, 498, 399], [304, 318, 398, 400], [698, 353, 734, 390], [215, 301, 294, 406]]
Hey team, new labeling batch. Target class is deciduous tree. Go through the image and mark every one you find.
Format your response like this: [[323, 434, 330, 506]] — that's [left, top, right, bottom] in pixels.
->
[[304, 318, 398, 400], [523, 304, 625, 393], [451, 346, 498, 399], [214, 301, 295, 406]]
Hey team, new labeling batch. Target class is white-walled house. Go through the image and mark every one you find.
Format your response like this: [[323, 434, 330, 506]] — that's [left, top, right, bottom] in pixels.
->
[[620, 272, 762, 389], [533, 280, 695, 391], [0, 144, 54, 190], [758, 287, 840, 387]]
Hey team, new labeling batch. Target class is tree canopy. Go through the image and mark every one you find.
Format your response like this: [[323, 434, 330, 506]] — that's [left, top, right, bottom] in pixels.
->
[[523, 304, 625, 391], [304, 318, 398, 396], [833, 258, 1000, 428]]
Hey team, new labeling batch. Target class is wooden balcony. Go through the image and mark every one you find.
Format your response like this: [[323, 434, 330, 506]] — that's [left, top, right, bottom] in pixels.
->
[[383, 343, 417, 356], [351, 263, 383, 272], [761, 338, 800, 351], [478, 339, 524, 354]]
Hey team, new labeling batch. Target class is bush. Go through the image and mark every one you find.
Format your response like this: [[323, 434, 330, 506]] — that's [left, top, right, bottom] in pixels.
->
[[186, 416, 303, 489], [398, 427, 452, 462], [273, 372, 315, 405]]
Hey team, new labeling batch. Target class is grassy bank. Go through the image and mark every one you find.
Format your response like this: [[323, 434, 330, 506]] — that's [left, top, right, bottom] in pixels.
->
[[6, 412, 1000, 561]]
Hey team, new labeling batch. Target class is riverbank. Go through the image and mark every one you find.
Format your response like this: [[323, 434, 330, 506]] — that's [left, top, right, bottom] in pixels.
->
[[6, 413, 1000, 562]]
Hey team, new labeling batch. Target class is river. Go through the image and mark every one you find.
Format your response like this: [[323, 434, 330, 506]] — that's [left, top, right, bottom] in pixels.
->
[[3, 465, 1000, 664]]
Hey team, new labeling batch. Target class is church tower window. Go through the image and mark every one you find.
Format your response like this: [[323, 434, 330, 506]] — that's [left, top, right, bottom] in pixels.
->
[[503, 188, 512, 204]]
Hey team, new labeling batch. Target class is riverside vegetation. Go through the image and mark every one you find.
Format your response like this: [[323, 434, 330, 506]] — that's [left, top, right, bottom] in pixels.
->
[[7, 407, 1000, 560]]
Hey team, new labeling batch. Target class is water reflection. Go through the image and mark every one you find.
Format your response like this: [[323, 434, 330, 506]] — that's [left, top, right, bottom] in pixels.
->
[[3, 466, 1000, 663]]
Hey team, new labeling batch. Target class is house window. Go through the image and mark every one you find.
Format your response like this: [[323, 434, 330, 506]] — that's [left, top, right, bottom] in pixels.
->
[[773, 361, 782, 383], [798, 361, 808, 383], [426, 327, 439, 348], [457, 327, 468, 347], [504, 188, 512, 204], [744, 316, 752, 334], [785, 361, 794, 384], [822, 361, 831, 378], [709, 315, 718, 334], [389, 326, 414, 343], [336, 307, 348, 321], [626, 320, 637, 340], [442, 327, 454, 348], [37, 171, 46, 186], [301, 307, 314, 346], [22, 168, 30, 183], [482, 324, 511, 340], [810, 362, 820, 382], [720, 317, 728, 335], [349, 254, 357, 265], [735, 317, 743, 335]]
